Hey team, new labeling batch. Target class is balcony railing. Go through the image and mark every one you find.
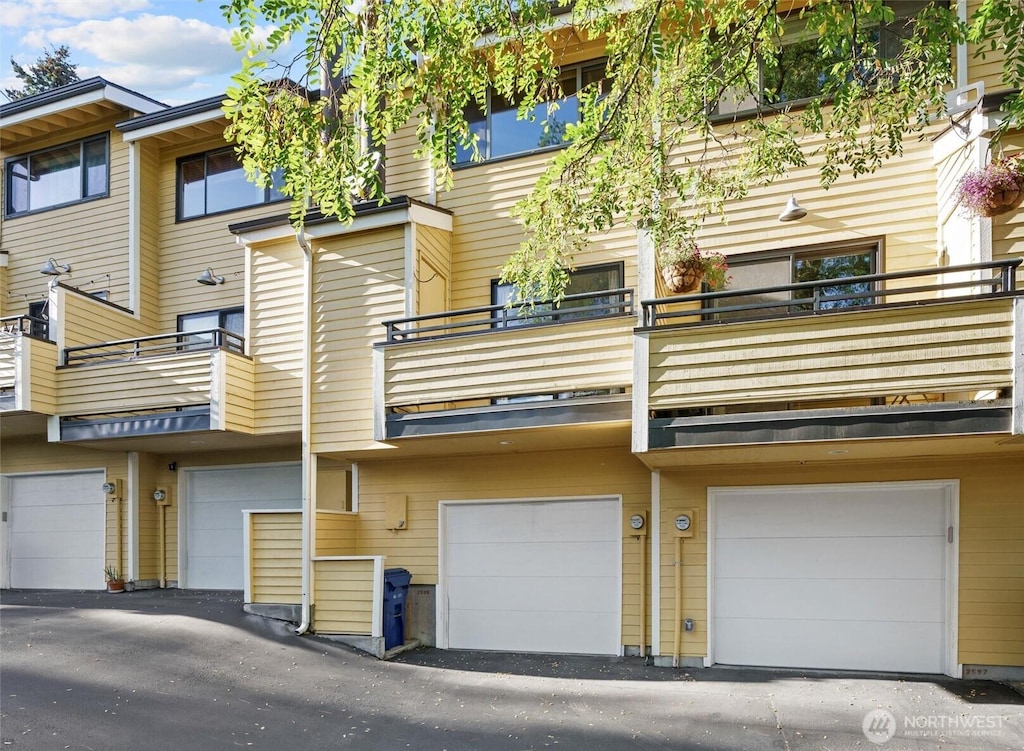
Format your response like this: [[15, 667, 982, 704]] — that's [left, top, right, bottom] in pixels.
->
[[63, 328, 244, 366], [0, 315, 50, 340], [641, 260, 1021, 328], [383, 287, 634, 343]]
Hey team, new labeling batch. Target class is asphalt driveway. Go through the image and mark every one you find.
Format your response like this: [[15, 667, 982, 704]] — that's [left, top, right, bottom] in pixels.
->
[[1, 589, 1022, 750]]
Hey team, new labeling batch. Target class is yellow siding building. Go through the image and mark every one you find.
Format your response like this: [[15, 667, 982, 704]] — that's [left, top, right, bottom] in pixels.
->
[[2, 7, 1023, 679]]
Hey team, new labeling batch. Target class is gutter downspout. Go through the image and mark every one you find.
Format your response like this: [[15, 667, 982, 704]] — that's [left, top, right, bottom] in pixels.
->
[[295, 226, 314, 635]]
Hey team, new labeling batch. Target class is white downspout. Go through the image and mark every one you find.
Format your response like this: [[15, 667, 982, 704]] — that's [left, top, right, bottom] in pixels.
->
[[295, 226, 314, 635]]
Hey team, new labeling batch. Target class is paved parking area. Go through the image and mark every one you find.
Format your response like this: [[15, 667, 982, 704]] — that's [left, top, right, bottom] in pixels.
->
[[2, 588, 1023, 750]]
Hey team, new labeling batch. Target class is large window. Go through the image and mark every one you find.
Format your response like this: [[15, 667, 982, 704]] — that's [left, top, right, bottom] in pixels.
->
[[177, 307, 244, 352], [721, 242, 878, 318], [5, 134, 109, 217], [491, 262, 624, 328], [455, 60, 606, 165], [178, 148, 286, 220], [716, 1, 937, 116]]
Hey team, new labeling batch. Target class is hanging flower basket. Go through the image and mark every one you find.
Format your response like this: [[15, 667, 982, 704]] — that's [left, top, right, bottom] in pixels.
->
[[657, 240, 729, 294], [955, 155, 1024, 218], [661, 262, 705, 293]]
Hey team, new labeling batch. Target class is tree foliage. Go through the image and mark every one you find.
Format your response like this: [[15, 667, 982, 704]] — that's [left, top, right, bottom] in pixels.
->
[[221, 0, 1022, 302], [4, 45, 80, 101]]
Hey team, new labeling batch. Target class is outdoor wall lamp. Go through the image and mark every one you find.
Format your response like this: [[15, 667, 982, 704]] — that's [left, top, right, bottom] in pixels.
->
[[196, 267, 225, 286], [778, 195, 807, 222], [39, 258, 71, 276]]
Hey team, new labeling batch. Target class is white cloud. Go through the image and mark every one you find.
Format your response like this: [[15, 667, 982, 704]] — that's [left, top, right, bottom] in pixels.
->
[[0, 0, 153, 30]]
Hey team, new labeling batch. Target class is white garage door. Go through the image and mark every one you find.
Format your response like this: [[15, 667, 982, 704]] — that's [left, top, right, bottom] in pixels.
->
[[711, 483, 951, 674], [444, 498, 621, 655], [184, 464, 301, 589], [6, 471, 106, 589]]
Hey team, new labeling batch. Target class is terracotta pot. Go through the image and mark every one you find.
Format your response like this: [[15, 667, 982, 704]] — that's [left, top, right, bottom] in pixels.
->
[[978, 187, 1023, 218], [661, 263, 705, 294], [107, 580, 125, 593]]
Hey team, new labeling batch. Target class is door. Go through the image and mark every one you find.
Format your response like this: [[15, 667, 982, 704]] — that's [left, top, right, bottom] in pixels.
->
[[6, 471, 106, 589], [443, 498, 621, 655], [710, 482, 953, 674], [183, 464, 301, 589]]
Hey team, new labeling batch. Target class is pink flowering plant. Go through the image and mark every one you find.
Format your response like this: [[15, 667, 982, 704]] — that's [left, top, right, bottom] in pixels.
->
[[954, 155, 1024, 217], [659, 240, 730, 291]]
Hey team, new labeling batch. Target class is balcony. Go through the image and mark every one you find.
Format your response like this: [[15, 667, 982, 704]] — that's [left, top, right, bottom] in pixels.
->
[[375, 289, 635, 439], [0, 315, 57, 414], [54, 328, 253, 442], [636, 260, 1023, 452]]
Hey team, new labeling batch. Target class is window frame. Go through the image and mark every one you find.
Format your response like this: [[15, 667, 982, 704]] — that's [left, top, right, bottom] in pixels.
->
[[490, 261, 625, 329], [177, 306, 245, 352], [454, 58, 607, 167], [713, 1, 940, 120], [4, 133, 110, 218], [175, 147, 287, 222]]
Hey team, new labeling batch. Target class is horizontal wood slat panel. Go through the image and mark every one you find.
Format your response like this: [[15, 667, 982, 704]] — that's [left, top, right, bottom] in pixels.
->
[[648, 299, 1014, 409], [249, 512, 301, 605], [384, 318, 634, 406], [312, 558, 376, 635]]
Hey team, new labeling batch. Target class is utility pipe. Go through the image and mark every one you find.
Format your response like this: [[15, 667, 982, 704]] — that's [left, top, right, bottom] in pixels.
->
[[638, 535, 647, 658], [158, 502, 166, 588], [294, 225, 314, 635], [672, 536, 683, 668], [115, 493, 124, 576]]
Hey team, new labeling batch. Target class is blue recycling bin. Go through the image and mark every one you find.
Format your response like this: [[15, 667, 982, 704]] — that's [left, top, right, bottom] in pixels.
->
[[383, 568, 412, 650]]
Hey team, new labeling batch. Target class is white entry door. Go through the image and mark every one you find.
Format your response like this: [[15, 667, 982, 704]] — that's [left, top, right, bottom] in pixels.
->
[[710, 482, 953, 674], [183, 464, 301, 589], [5, 471, 106, 589], [443, 498, 621, 655]]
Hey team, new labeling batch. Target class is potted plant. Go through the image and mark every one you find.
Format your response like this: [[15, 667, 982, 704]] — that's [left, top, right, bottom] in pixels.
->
[[104, 566, 125, 593], [954, 154, 1024, 218], [659, 240, 730, 294]]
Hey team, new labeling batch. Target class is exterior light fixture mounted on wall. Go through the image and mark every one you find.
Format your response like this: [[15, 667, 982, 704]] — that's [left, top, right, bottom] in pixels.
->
[[39, 258, 71, 276], [196, 267, 225, 286], [778, 195, 807, 222]]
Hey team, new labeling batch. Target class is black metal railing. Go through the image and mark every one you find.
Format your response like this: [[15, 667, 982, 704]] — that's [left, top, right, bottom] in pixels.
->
[[383, 287, 635, 343], [63, 328, 245, 366], [0, 315, 51, 340], [641, 260, 1021, 328]]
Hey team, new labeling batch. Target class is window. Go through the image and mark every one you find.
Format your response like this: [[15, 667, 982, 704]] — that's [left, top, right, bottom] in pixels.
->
[[5, 134, 108, 216], [491, 262, 624, 328], [27, 301, 50, 340], [177, 307, 244, 352], [455, 60, 606, 165], [721, 242, 878, 318], [177, 148, 286, 219], [716, 1, 937, 116]]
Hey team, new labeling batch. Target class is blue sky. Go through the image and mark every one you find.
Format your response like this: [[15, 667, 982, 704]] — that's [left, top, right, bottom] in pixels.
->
[[1, 0, 296, 106]]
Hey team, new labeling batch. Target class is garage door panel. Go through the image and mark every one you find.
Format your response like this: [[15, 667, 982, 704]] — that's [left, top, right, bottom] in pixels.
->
[[449, 608, 619, 655], [8, 472, 105, 590], [715, 577, 946, 622], [185, 465, 301, 590], [712, 483, 950, 674], [715, 536, 945, 580], [447, 541, 619, 578], [445, 499, 620, 655], [446, 501, 618, 543], [448, 575, 619, 613], [715, 487, 947, 539], [715, 617, 945, 674]]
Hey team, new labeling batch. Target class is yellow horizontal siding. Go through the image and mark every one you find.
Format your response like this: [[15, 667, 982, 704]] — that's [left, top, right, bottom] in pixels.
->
[[312, 559, 376, 634], [0, 336, 15, 389], [250, 512, 302, 605], [26, 336, 58, 413], [316, 512, 358, 557], [56, 352, 213, 415], [221, 352, 255, 433], [648, 298, 1014, 409], [384, 318, 634, 407], [60, 288, 149, 350]]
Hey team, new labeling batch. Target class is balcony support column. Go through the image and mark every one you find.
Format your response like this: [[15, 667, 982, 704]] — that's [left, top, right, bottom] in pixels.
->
[[1014, 298, 1024, 435]]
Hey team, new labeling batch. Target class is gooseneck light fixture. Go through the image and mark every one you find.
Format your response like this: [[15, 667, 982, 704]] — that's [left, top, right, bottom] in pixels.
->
[[39, 258, 71, 276], [196, 267, 225, 286], [778, 195, 807, 222]]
